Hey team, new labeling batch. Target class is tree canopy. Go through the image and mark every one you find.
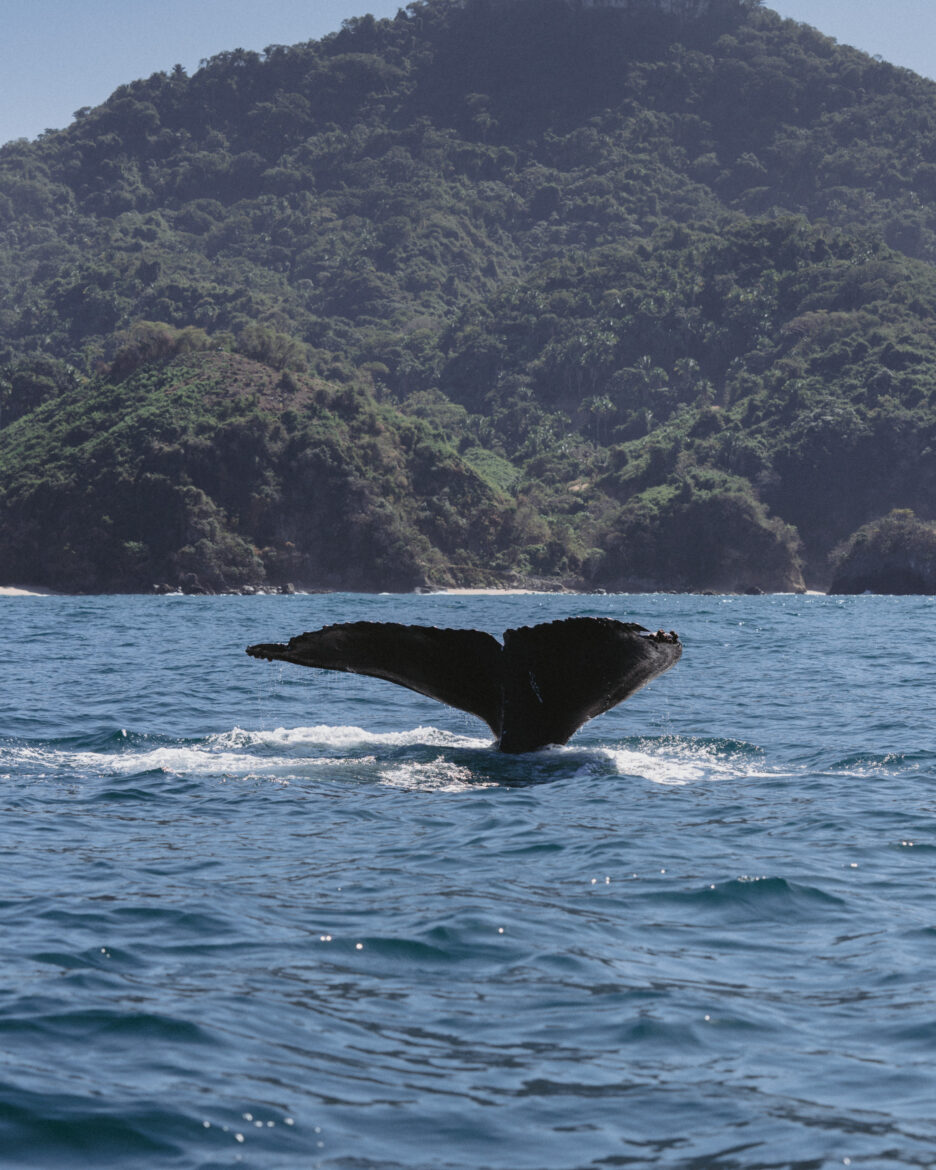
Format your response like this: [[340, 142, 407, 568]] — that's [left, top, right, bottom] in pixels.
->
[[3, 0, 936, 591]]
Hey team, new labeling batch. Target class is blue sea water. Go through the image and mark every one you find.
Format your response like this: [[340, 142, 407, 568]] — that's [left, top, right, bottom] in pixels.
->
[[0, 591, 934, 1170]]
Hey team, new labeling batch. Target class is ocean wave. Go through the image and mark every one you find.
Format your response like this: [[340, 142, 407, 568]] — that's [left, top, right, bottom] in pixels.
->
[[0, 727, 788, 793], [211, 724, 492, 752], [378, 756, 498, 792], [0, 1079, 303, 1168], [665, 874, 848, 919], [597, 735, 779, 786], [826, 749, 936, 777], [1, 739, 301, 783], [0, 725, 494, 787]]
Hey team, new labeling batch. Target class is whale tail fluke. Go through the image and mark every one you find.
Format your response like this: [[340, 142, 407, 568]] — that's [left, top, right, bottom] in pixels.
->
[[247, 617, 681, 753], [247, 621, 505, 736], [499, 618, 680, 753]]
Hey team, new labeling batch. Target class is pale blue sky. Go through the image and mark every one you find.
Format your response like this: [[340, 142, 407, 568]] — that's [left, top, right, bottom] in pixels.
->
[[1, 1, 934, 146]]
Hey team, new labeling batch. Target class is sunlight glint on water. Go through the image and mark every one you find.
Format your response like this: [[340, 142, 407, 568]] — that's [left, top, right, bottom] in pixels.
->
[[0, 592, 934, 1169]]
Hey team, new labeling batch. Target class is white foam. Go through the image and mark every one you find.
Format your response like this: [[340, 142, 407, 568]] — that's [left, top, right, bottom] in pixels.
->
[[379, 756, 496, 793], [4, 743, 318, 781], [2, 729, 782, 789], [599, 740, 780, 787], [212, 725, 492, 751], [1, 725, 491, 783]]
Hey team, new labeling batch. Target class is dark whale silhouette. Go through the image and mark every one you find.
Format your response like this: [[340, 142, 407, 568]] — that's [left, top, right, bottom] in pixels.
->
[[247, 617, 681, 753]]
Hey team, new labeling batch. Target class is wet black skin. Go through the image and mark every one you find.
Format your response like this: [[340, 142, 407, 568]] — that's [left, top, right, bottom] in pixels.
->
[[247, 617, 681, 754]]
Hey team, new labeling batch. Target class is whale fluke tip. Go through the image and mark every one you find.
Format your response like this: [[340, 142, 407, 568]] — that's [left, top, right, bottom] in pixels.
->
[[246, 642, 285, 661]]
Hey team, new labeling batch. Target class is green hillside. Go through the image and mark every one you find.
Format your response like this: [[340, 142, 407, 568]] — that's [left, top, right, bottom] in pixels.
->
[[3, 0, 936, 591], [0, 347, 516, 591]]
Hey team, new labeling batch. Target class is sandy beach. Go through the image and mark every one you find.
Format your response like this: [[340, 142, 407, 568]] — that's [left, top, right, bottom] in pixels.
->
[[0, 586, 56, 597], [432, 587, 545, 595]]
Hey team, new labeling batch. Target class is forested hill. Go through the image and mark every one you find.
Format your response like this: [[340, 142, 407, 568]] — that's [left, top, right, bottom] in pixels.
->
[[3, 0, 936, 592]]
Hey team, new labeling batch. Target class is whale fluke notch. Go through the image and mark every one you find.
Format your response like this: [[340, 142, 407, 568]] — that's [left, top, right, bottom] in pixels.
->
[[246, 617, 681, 753]]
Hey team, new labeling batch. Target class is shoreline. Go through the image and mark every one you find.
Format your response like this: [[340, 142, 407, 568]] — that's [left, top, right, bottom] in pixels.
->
[[1, 584, 831, 598], [428, 587, 542, 595]]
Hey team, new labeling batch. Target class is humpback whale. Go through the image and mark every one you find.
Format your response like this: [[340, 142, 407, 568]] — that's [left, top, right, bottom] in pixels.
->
[[247, 617, 681, 753]]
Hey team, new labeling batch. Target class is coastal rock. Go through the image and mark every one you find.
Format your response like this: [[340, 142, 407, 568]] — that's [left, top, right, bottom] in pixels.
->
[[595, 474, 805, 594], [829, 510, 936, 594]]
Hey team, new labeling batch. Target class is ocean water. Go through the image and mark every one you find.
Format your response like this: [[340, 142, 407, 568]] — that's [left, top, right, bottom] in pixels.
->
[[0, 592, 934, 1170]]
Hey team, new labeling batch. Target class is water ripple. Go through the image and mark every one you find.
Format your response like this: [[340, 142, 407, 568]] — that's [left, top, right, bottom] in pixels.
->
[[1, 594, 935, 1168]]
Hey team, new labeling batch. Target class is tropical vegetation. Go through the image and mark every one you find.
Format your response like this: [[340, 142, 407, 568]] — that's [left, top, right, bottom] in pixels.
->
[[3, 0, 936, 591]]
